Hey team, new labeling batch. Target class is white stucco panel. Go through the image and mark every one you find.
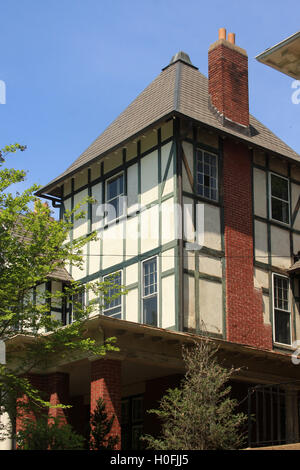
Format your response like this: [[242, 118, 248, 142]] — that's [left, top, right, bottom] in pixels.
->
[[271, 226, 291, 269], [199, 279, 223, 335], [126, 263, 138, 286], [161, 141, 174, 197], [126, 288, 139, 323], [140, 205, 159, 253], [182, 141, 193, 193], [73, 189, 88, 239], [253, 168, 267, 218], [203, 204, 221, 251], [161, 275, 175, 329], [102, 223, 124, 269], [161, 248, 175, 272], [127, 163, 138, 214], [184, 274, 195, 330], [291, 182, 300, 231], [254, 220, 268, 262], [141, 151, 158, 206], [125, 216, 139, 260], [198, 255, 222, 278]]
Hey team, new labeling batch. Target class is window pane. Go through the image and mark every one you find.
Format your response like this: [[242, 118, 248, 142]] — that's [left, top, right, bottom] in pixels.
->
[[104, 272, 122, 317], [107, 197, 119, 222], [108, 175, 123, 200], [132, 398, 143, 422], [274, 310, 290, 345], [271, 198, 289, 224], [271, 174, 289, 201], [107, 174, 124, 221], [196, 150, 218, 201], [143, 296, 157, 326], [143, 259, 157, 296], [107, 178, 118, 200], [273, 275, 290, 345]]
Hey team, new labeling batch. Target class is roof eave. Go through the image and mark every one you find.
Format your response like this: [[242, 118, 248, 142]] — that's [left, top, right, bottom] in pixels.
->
[[37, 110, 300, 200], [256, 31, 300, 80], [35, 111, 177, 198]]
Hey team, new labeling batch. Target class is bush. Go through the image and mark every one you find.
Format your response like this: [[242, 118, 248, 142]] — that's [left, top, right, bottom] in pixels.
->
[[142, 339, 247, 450], [16, 417, 85, 450]]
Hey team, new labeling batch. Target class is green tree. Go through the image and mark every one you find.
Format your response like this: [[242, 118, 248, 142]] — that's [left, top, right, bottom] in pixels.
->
[[142, 339, 247, 450], [89, 397, 119, 450], [0, 144, 125, 443], [16, 416, 85, 450]]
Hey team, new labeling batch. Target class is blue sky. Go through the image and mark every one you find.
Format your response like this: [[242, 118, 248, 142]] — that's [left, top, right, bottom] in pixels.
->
[[1, 0, 299, 196]]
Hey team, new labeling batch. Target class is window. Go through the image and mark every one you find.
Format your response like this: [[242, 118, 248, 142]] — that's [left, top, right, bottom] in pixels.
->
[[68, 287, 85, 324], [273, 274, 291, 345], [103, 271, 122, 319], [196, 149, 218, 201], [121, 395, 144, 450], [269, 173, 290, 224], [106, 173, 124, 222], [142, 257, 158, 326]]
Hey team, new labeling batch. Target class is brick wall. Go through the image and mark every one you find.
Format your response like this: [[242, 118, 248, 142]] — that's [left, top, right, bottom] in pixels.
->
[[223, 139, 272, 349], [47, 372, 69, 423], [16, 372, 70, 434], [90, 358, 121, 449]]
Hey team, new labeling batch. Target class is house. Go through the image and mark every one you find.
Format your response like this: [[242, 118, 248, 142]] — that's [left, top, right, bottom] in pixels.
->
[[3, 28, 300, 449]]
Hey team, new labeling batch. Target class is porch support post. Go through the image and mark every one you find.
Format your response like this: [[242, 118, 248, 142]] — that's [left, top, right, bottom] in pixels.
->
[[90, 358, 122, 449], [47, 372, 70, 424], [15, 374, 48, 433]]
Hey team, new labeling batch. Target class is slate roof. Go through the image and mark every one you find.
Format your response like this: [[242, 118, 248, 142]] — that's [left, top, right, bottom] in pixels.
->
[[37, 56, 300, 197], [47, 266, 73, 282], [287, 259, 300, 273]]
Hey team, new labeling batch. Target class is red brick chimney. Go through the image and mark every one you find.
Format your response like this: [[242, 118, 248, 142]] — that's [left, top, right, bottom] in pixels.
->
[[208, 28, 249, 129]]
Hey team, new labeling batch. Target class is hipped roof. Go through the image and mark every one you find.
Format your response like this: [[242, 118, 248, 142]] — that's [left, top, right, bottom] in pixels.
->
[[37, 57, 300, 197]]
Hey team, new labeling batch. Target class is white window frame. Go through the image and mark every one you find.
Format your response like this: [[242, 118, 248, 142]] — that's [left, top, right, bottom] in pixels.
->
[[69, 287, 85, 325], [269, 172, 290, 226], [103, 270, 123, 319], [195, 148, 218, 202], [141, 256, 158, 327], [272, 273, 292, 346], [105, 171, 125, 224]]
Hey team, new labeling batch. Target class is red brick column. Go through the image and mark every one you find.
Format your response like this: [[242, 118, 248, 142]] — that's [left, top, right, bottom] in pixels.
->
[[16, 372, 70, 436], [90, 359, 121, 449], [223, 139, 272, 349], [15, 374, 48, 433], [47, 372, 69, 424]]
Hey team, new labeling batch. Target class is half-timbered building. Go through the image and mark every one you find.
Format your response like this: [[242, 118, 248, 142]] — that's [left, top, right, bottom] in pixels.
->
[[3, 28, 300, 449]]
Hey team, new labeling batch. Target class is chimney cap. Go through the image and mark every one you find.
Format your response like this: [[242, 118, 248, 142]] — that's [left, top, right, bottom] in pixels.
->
[[219, 28, 226, 40], [228, 32, 236, 44]]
